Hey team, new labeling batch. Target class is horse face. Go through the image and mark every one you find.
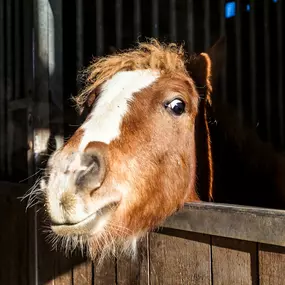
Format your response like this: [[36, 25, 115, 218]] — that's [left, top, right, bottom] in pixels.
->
[[41, 68, 199, 257]]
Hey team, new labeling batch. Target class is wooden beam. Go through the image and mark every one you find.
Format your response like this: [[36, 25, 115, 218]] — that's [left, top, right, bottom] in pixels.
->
[[163, 202, 285, 247]]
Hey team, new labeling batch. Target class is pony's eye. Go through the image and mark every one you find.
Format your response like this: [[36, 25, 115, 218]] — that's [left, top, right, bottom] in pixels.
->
[[165, 99, 186, 116]]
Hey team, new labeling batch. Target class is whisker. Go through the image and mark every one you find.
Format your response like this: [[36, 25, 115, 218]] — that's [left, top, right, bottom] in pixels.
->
[[19, 169, 43, 183]]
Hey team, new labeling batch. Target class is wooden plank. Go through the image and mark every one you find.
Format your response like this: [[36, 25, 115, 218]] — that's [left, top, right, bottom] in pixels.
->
[[0, 192, 29, 285], [76, 0, 84, 77], [263, 0, 271, 140], [49, 0, 64, 149], [235, 0, 243, 123], [95, 0, 104, 56], [37, 209, 56, 285], [0, 0, 5, 176], [6, 0, 14, 177], [94, 256, 116, 285], [117, 237, 149, 285], [33, 0, 50, 169], [259, 243, 285, 285], [8, 98, 32, 111], [72, 257, 93, 285], [164, 202, 285, 247], [10, 109, 29, 181], [186, 0, 194, 52], [249, 0, 257, 126], [134, 0, 141, 39], [23, 1, 37, 285], [33, 1, 51, 284], [276, 0, 284, 146], [212, 236, 258, 285], [54, 255, 73, 285], [169, 0, 177, 41], [37, 208, 87, 285], [152, 0, 159, 38], [14, 0, 22, 100], [115, 0, 123, 49], [149, 229, 211, 285]]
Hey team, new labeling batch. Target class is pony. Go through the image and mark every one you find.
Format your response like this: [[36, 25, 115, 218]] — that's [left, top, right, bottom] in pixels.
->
[[26, 39, 285, 261]]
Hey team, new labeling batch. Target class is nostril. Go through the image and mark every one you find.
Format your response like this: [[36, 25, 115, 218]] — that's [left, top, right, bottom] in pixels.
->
[[75, 152, 106, 190], [75, 156, 100, 185], [81, 154, 100, 168]]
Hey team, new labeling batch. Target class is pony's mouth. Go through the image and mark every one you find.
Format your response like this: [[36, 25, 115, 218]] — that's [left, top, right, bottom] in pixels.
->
[[50, 202, 118, 236]]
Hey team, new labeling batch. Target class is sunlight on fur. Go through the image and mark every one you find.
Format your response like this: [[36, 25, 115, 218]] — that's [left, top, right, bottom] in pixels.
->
[[74, 38, 192, 113], [22, 175, 145, 263], [21, 38, 214, 263]]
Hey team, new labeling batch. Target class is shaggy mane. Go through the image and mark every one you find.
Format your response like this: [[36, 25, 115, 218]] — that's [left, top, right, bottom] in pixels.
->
[[74, 39, 190, 112]]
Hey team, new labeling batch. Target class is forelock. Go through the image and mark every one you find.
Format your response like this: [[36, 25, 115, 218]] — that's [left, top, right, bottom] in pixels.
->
[[74, 39, 190, 113]]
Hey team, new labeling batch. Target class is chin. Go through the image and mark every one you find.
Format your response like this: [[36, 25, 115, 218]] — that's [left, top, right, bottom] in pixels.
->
[[45, 202, 142, 262]]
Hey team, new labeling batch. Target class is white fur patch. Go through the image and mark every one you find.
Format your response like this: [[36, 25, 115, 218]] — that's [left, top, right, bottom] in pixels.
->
[[79, 69, 160, 151]]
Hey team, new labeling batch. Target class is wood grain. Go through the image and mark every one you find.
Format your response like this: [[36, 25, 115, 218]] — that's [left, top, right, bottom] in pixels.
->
[[212, 236, 258, 285], [0, 193, 29, 285], [149, 229, 211, 285], [72, 257, 93, 285], [259, 243, 285, 285], [117, 237, 149, 285], [94, 256, 116, 285]]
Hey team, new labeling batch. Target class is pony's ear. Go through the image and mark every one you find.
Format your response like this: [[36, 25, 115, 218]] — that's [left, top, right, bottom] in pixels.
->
[[187, 37, 226, 103], [187, 52, 213, 104]]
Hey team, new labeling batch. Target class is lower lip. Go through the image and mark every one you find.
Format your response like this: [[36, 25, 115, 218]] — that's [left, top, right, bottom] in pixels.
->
[[51, 212, 99, 236], [51, 202, 117, 236]]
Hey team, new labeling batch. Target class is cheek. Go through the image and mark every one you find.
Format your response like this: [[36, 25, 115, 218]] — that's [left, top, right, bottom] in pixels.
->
[[115, 152, 192, 220], [108, 120, 196, 230]]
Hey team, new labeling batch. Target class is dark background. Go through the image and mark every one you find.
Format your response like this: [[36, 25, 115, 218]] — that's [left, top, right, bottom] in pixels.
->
[[0, 0, 284, 183]]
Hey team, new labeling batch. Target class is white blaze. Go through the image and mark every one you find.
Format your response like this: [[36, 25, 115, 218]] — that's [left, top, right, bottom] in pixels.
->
[[79, 69, 160, 151]]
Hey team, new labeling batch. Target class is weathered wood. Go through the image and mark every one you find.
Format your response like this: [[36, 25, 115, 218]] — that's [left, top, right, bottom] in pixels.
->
[[259, 243, 285, 285], [6, 0, 14, 177], [33, 0, 51, 168], [149, 229, 211, 285], [72, 258, 93, 285], [0, 192, 29, 285], [94, 256, 116, 285], [96, 0, 104, 56], [186, 0, 194, 52], [33, 1, 52, 284], [54, 255, 73, 285], [134, 0, 141, 39], [263, 0, 271, 140], [76, 0, 84, 77], [49, 0, 64, 150], [169, 0, 177, 41], [37, 210, 86, 285], [14, 0, 22, 100], [212, 236, 258, 285], [152, 0, 159, 38], [115, 0, 123, 49], [276, 0, 284, 145], [8, 98, 33, 111], [164, 202, 285, 247], [117, 237, 149, 285], [9, 109, 29, 181], [37, 209, 56, 285], [23, 2, 37, 285], [0, 0, 5, 176]]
